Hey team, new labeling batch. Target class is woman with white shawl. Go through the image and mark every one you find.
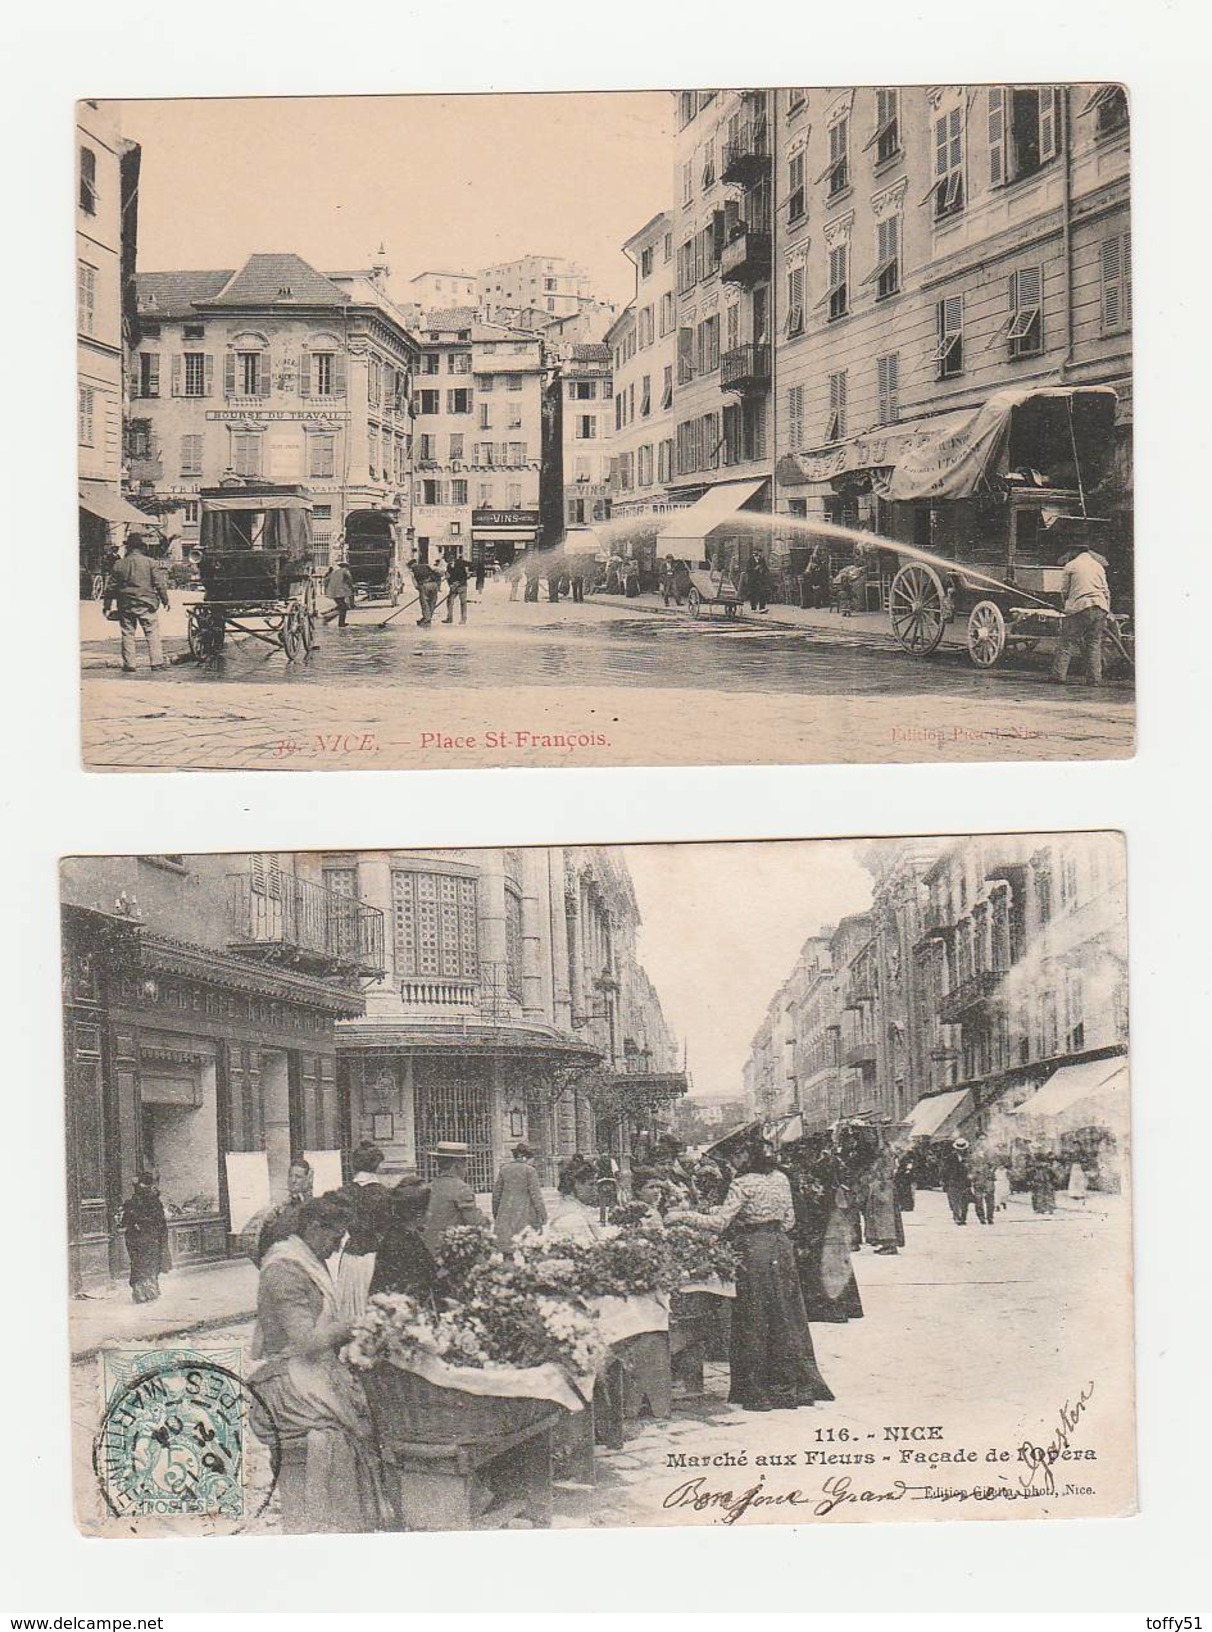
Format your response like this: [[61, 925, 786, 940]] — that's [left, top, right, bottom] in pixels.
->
[[249, 1195, 388, 1532]]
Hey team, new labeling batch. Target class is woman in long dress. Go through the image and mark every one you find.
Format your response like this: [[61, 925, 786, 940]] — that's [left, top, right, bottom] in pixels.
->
[[1029, 1152, 1058, 1215], [332, 1142, 395, 1322], [122, 1169, 170, 1304], [677, 1144, 833, 1412], [789, 1146, 863, 1323], [249, 1196, 389, 1534]]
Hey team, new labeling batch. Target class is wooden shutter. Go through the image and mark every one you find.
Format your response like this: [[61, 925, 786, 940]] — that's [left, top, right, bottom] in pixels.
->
[[1123, 231, 1132, 323], [203, 355, 214, 397], [224, 353, 236, 397], [1039, 87, 1059, 162], [148, 355, 160, 398], [988, 88, 1006, 186], [1100, 236, 1123, 332], [171, 355, 183, 398], [299, 344, 310, 397], [333, 354, 347, 398], [258, 353, 271, 398]]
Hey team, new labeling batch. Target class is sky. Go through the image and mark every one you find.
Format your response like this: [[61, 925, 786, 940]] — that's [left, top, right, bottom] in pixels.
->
[[114, 93, 674, 311], [625, 841, 875, 1103]]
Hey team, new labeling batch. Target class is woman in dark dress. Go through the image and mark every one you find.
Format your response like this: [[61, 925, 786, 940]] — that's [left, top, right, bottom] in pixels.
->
[[790, 1144, 864, 1323], [1028, 1151, 1059, 1215], [368, 1180, 438, 1303], [122, 1169, 170, 1304], [677, 1144, 833, 1412]]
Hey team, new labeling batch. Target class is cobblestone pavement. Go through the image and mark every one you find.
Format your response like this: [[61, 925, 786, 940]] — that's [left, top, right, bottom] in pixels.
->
[[69, 1189, 1132, 1533], [80, 586, 1134, 770]]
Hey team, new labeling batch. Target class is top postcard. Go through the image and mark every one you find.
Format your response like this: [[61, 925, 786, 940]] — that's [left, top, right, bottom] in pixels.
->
[[77, 86, 1133, 772]]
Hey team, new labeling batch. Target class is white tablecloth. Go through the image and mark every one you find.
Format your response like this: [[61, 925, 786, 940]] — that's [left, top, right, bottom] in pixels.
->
[[383, 1348, 592, 1413]]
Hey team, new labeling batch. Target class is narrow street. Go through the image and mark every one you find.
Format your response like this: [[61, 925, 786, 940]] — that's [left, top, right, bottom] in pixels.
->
[[80, 584, 1135, 770], [68, 1189, 1133, 1532]]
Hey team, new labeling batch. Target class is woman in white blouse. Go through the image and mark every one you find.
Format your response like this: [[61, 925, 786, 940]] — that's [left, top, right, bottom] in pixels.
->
[[675, 1143, 833, 1412]]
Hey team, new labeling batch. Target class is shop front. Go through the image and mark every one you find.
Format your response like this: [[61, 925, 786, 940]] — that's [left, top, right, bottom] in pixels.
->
[[470, 507, 541, 570], [62, 904, 364, 1291]]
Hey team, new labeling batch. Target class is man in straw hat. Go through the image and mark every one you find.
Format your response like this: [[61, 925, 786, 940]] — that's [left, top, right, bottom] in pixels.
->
[[942, 1138, 975, 1227], [103, 531, 171, 672], [422, 1141, 484, 1250]]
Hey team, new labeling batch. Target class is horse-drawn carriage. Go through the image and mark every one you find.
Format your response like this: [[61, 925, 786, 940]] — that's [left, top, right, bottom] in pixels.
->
[[880, 386, 1131, 670], [186, 484, 318, 662]]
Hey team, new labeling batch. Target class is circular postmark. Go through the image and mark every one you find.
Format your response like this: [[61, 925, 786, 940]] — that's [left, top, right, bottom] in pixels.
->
[[93, 1348, 279, 1530]]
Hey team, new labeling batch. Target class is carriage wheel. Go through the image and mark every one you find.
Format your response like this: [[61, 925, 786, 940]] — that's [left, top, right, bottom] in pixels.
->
[[967, 600, 1007, 668], [188, 607, 225, 660], [89, 572, 106, 602], [281, 603, 306, 662], [687, 588, 703, 619], [888, 563, 947, 655], [300, 606, 317, 654]]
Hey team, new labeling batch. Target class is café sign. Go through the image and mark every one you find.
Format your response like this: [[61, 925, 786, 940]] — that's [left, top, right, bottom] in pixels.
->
[[472, 508, 540, 528]]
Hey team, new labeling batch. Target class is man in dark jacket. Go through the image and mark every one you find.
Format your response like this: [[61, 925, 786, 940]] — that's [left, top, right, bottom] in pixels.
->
[[443, 554, 470, 624], [491, 1142, 547, 1248], [422, 1141, 484, 1250], [409, 556, 439, 626], [325, 557, 356, 627], [104, 532, 170, 671]]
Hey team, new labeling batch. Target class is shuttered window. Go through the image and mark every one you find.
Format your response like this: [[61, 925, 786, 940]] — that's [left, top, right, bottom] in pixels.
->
[[876, 352, 900, 425], [180, 434, 203, 477], [785, 265, 805, 336], [1100, 233, 1131, 334], [933, 108, 965, 217], [936, 295, 964, 378], [787, 151, 806, 222], [392, 871, 479, 980], [1007, 265, 1044, 356], [787, 384, 804, 450], [826, 370, 847, 442]]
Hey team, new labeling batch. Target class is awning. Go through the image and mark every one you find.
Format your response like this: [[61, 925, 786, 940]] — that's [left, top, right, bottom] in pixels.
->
[[200, 491, 312, 513], [658, 479, 767, 549], [1009, 1056, 1128, 1132], [562, 529, 605, 556], [901, 1088, 973, 1140], [78, 481, 156, 527], [777, 387, 1118, 502]]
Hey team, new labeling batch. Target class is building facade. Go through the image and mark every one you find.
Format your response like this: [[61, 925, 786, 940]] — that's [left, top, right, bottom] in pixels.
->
[[555, 343, 614, 528], [60, 853, 380, 1291], [127, 252, 419, 568], [771, 84, 1132, 579], [408, 270, 478, 310], [744, 833, 1128, 1143], [411, 308, 546, 564], [333, 847, 682, 1191], [77, 101, 145, 583], [608, 212, 680, 523], [479, 254, 593, 326]]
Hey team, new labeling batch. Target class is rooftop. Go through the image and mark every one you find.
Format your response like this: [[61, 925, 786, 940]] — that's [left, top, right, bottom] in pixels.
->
[[135, 270, 235, 319], [205, 253, 350, 307]]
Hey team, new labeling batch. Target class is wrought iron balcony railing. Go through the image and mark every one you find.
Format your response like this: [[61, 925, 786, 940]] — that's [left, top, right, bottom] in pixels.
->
[[227, 870, 385, 978], [720, 343, 772, 392], [721, 120, 771, 184], [938, 969, 1001, 1025], [720, 228, 772, 288]]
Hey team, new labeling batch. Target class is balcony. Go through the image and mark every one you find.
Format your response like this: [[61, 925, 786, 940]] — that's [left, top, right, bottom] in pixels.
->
[[720, 227, 772, 288], [844, 1040, 877, 1068], [721, 120, 771, 185], [399, 977, 478, 1007], [227, 870, 385, 979], [938, 969, 1001, 1025], [720, 343, 771, 393]]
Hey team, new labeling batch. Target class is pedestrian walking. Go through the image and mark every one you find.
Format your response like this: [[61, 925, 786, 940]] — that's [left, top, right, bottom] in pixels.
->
[[894, 1146, 917, 1213], [675, 1143, 833, 1411], [443, 553, 469, 624], [491, 1141, 547, 1249], [422, 1141, 483, 1250], [942, 1138, 975, 1225], [994, 1161, 1012, 1213], [523, 551, 542, 602], [863, 1132, 903, 1254], [802, 543, 830, 609], [1028, 1149, 1058, 1215], [569, 557, 586, 602], [970, 1147, 997, 1226], [745, 552, 771, 613], [103, 532, 171, 672], [121, 1168, 170, 1303], [325, 557, 356, 627], [474, 556, 487, 596], [409, 556, 439, 626], [789, 1143, 864, 1324], [1050, 546, 1112, 685]]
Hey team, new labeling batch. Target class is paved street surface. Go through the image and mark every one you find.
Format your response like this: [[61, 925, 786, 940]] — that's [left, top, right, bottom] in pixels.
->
[[69, 1190, 1133, 1532], [80, 583, 1134, 769]]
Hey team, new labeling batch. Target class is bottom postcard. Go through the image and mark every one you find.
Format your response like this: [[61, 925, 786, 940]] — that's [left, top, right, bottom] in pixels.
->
[[61, 833, 1134, 1534]]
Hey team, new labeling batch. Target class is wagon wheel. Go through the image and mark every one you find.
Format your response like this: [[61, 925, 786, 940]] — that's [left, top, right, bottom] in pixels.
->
[[188, 606, 225, 660], [281, 602, 306, 662], [89, 571, 106, 602], [687, 587, 703, 619], [888, 562, 947, 655], [967, 600, 1007, 668], [300, 604, 317, 654]]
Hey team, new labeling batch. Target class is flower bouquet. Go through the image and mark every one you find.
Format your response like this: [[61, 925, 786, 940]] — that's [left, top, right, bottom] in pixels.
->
[[432, 1222, 496, 1294], [662, 1219, 739, 1287]]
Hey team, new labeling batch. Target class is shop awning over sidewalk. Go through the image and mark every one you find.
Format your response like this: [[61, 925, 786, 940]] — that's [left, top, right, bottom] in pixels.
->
[[1009, 1055, 1128, 1133], [79, 480, 156, 528], [658, 479, 767, 551], [901, 1088, 973, 1140]]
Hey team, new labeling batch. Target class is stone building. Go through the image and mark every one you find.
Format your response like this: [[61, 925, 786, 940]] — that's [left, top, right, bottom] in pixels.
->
[[411, 308, 546, 565], [60, 853, 380, 1291], [77, 100, 146, 591], [554, 343, 614, 529], [331, 847, 682, 1190], [607, 211, 680, 525], [479, 253, 593, 326], [126, 251, 418, 568]]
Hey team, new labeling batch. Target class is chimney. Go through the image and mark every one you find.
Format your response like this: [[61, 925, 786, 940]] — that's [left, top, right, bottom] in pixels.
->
[[370, 243, 390, 288]]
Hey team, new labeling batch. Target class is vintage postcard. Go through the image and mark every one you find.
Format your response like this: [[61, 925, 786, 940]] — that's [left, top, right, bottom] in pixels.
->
[[77, 85, 1133, 771], [63, 835, 1134, 1533]]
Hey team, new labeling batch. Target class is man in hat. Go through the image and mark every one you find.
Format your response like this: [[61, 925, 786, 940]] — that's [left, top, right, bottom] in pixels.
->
[[103, 531, 171, 672], [942, 1138, 974, 1226], [422, 1142, 484, 1250], [1050, 544, 1112, 686], [491, 1141, 547, 1249]]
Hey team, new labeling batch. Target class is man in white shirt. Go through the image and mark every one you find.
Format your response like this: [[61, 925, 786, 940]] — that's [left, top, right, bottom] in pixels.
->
[[1051, 546, 1112, 685]]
